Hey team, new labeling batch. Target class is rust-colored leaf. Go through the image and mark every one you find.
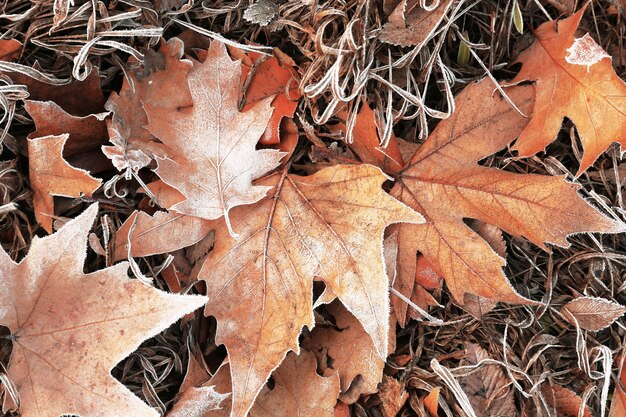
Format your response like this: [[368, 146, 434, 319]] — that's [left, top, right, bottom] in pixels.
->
[[103, 38, 192, 173], [199, 164, 422, 417], [303, 300, 386, 405], [511, 6, 626, 174], [378, 375, 408, 417], [113, 210, 212, 260], [561, 296, 626, 331], [28, 134, 102, 233], [250, 351, 340, 417], [542, 384, 593, 417], [332, 101, 405, 175], [424, 387, 441, 417], [0, 204, 207, 417], [144, 41, 285, 237], [392, 80, 623, 306], [379, 0, 454, 47], [610, 355, 626, 417], [459, 344, 516, 417], [0, 39, 22, 61]]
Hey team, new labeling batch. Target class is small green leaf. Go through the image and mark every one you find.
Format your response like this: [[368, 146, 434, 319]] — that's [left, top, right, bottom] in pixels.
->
[[457, 32, 470, 66], [513, 0, 524, 34]]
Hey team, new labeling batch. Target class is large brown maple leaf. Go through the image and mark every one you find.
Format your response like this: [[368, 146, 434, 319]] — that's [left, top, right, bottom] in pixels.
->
[[0, 204, 207, 417], [144, 41, 285, 237], [391, 80, 623, 307], [510, 6, 626, 174], [198, 164, 423, 417]]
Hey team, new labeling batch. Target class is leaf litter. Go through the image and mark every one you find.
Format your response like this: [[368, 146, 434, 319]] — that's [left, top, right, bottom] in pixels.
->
[[0, 1, 626, 417]]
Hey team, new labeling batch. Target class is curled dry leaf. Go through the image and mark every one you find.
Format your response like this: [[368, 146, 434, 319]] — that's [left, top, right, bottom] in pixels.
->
[[249, 351, 340, 417], [28, 134, 102, 233], [541, 384, 592, 417], [0, 39, 22, 61], [168, 386, 230, 417], [199, 164, 422, 417], [511, 5, 626, 174], [302, 300, 387, 405], [378, 0, 454, 47], [331, 100, 405, 175], [24, 100, 109, 158], [104, 38, 193, 173], [7, 68, 105, 116], [459, 344, 516, 417], [609, 355, 626, 417], [0, 204, 207, 417], [378, 375, 409, 417], [144, 41, 285, 237], [561, 296, 626, 331], [113, 210, 212, 261], [391, 79, 623, 306]]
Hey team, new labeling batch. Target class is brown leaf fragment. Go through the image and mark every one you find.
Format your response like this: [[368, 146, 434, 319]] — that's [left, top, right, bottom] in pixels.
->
[[144, 41, 285, 237], [541, 384, 592, 417], [0, 39, 22, 61], [561, 296, 626, 331], [378, 0, 454, 47], [459, 344, 516, 417], [332, 101, 405, 175], [303, 300, 386, 405], [24, 100, 109, 158], [199, 164, 422, 417], [392, 80, 623, 306], [113, 210, 212, 260], [0, 204, 207, 417], [609, 355, 626, 417], [28, 134, 102, 233], [511, 6, 626, 174], [7, 68, 105, 116], [243, 0, 279, 26], [424, 387, 441, 417], [168, 387, 230, 417], [104, 38, 192, 173], [379, 376, 409, 417], [250, 351, 340, 417]]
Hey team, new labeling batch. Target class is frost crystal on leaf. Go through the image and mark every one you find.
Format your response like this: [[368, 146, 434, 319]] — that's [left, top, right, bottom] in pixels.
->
[[565, 33, 611, 71]]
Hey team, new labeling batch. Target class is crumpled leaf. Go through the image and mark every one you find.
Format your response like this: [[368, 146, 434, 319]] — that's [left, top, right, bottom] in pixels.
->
[[510, 6, 626, 174], [331, 101, 405, 175], [609, 355, 626, 417], [542, 384, 592, 417], [104, 38, 193, 173], [561, 296, 626, 331], [378, 376, 408, 417], [250, 351, 340, 417], [199, 164, 422, 417], [0, 204, 207, 417], [302, 300, 388, 405], [144, 41, 285, 237], [378, 0, 454, 47], [24, 100, 111, 175], [168, 386, 230, 417], [113, 210, 212, 260], [28, 134, 102, 233], [243, 0, 279, 26], [458, 344, 516, 417], [391, 79, 623, 305], [0, 39, 22, 61], [8, 67, 105, 116]]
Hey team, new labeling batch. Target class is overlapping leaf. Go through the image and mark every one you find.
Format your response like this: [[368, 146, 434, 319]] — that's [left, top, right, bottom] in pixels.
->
[[511, 6, 626, 174], [391, 80, 623, 305], [0, 204, 207, 417], [144, 41, 285, 237], [199, 164, 423, 417]]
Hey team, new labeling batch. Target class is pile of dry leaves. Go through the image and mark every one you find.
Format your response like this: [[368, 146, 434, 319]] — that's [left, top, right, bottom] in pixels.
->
[[0, 0, 625, 416]]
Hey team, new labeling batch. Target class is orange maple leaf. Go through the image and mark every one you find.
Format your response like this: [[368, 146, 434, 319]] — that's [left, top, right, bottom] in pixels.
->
[[511, 5, 626, 174], [392, 79, 623, 306], [0, 204, 206, 417]]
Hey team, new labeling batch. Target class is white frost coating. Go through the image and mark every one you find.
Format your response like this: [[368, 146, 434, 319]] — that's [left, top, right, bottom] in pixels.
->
[[565, 33, 611, 72]]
